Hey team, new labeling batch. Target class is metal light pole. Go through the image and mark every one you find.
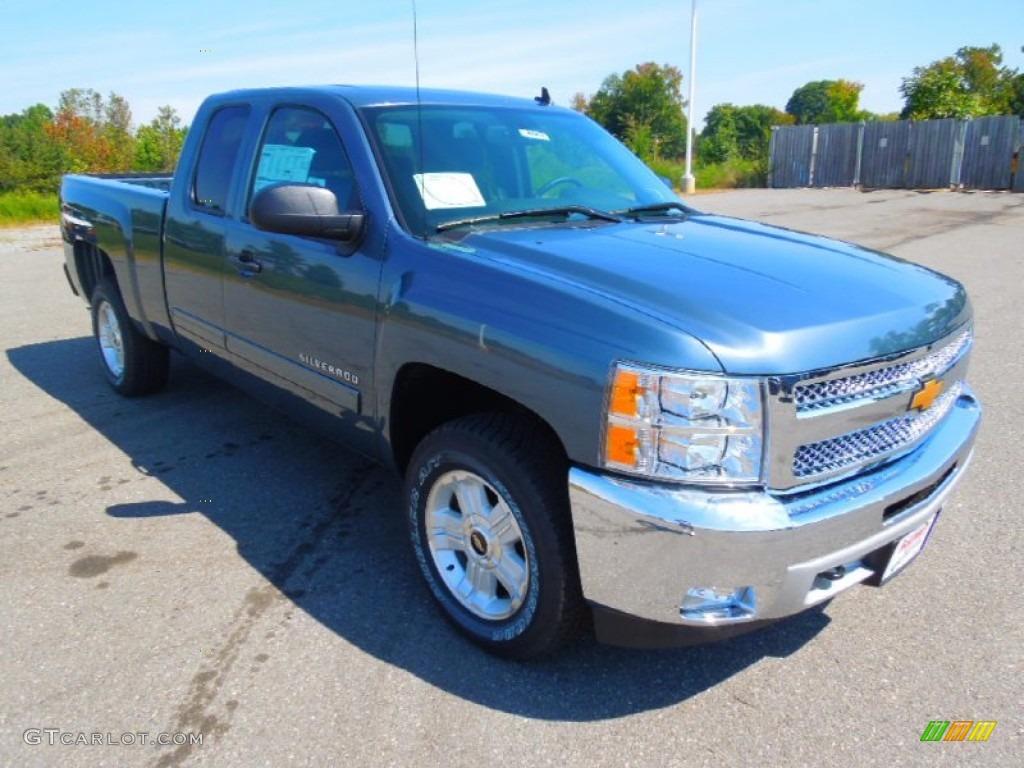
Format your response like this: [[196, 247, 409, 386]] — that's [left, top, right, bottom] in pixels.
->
[[682, 0, 698, 194]]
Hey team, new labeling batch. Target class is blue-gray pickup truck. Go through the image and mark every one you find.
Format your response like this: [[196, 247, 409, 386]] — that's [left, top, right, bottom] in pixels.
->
[[59, 85, 981, 658]]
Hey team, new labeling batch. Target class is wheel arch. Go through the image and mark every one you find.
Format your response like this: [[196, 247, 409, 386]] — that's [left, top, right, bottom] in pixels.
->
[[388, 363, 568, 477], [73, 241, 116, 306]]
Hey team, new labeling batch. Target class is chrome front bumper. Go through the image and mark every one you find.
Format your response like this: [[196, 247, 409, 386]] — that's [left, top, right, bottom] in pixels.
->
[[569, 386, 981, 647]]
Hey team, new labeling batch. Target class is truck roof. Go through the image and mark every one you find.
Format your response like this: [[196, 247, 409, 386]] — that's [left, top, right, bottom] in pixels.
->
[[207, 84, 552, 110]]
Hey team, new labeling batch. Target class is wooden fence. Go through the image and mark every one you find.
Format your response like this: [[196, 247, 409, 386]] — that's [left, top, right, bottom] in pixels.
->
[[769, 116, 1022, 191]]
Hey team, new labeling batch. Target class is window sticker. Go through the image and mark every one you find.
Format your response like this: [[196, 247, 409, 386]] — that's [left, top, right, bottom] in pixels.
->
[[518, 128, 551, 142], [254, 144, 316, 193], [380, 122, 413, 148], [413, 172, 486, 210]]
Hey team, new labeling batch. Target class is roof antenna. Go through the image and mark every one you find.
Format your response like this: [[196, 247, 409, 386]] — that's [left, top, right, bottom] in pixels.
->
[[411, 0, 427, 237], [535, 87, 551, 106], [411, 0, 422, 102]]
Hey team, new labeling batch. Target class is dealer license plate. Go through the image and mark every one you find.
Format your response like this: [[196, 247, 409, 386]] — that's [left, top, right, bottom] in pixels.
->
[[880, 513, 938, 584]]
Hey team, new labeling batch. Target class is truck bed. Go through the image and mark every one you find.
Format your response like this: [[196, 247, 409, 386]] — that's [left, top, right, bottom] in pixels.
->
[[60, 173, 175, 337], [74, 172, 174, 192]]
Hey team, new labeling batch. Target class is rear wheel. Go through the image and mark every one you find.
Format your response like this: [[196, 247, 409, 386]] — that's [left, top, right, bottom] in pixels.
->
[[91, 278, 169, 396], [404, 413, 585, 659]]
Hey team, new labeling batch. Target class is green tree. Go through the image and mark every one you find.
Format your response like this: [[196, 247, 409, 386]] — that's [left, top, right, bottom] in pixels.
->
[[46, 88, 136, 174], [699, 105, 739, 164], [0, 104, 64, 192], [103, 93, 135, 169], [957, 45, 1004, 97], [584, 62, 688, 159], [900, 64, 980, 119], [900, 44, 1017, 119], [785, 79, 864, 124], [105, 93, 133, 134], [700, 103, 792, 164], [135, 106, 188, 172], [1003, 72, 1024, 118], [58, 88, 104, 124]]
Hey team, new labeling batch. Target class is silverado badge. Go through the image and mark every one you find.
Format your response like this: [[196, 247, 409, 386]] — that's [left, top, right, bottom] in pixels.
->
[[298, 353, 359, 385]]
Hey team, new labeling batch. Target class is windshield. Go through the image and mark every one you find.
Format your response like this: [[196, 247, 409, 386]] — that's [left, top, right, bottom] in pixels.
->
[[360, 104, 684, 236]]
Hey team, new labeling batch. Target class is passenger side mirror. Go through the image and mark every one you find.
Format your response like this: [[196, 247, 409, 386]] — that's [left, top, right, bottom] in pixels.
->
[[250, 183, 365, 243]]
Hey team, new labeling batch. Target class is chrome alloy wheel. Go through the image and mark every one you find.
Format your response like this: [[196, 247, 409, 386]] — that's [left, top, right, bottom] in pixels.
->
[[424, 470, 530, 621], [96, 301, 125, 380]]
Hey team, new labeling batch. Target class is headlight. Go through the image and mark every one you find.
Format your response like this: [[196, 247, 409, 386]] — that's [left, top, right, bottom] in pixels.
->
[[603, 363, 764, 484]]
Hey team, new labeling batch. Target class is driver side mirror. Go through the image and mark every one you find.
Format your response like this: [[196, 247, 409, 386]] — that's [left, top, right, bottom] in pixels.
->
[[250, 183, 365, 243]]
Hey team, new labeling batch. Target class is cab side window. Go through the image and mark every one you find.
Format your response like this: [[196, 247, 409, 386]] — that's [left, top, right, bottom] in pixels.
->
[[193, 105, 251, 213], [251, 107, 357, 209]]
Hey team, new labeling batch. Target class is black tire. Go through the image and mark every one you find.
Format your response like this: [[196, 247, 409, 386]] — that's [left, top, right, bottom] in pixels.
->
[[404, 412, 586, 659], [90, 277, 169, 396]]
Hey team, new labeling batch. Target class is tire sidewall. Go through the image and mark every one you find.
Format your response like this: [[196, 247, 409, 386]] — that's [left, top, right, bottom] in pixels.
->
[[407, 442, 554, 650], [91, 284, 129, 391]]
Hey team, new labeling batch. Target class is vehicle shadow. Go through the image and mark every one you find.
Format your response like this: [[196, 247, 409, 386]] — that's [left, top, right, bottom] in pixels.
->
[[8, 337, 831, 721]]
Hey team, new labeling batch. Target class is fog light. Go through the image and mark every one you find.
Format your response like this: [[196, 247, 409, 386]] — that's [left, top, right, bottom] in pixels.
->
[[681, 586, 756, 622]]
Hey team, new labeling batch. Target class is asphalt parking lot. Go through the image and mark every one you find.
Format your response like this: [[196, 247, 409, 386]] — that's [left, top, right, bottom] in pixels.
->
[[1, 188, 1020, 767]]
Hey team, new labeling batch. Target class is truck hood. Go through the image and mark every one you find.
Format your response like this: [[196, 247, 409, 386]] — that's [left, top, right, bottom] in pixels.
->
[[459, 214, 969, 375]]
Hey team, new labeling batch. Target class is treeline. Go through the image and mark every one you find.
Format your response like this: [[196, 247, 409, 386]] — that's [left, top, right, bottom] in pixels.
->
[[0, 88, 188, 194], [574, 44, 1024, 186], [3, 44, 1023, 199]]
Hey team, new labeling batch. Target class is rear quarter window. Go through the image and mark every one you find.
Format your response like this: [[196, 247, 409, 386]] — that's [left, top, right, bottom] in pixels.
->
[[193, 105, 251, 213]]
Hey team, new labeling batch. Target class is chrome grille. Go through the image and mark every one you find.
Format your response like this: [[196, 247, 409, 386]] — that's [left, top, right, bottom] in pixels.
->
[[793, 382, 962, 478], [794, 330, 970, 414]]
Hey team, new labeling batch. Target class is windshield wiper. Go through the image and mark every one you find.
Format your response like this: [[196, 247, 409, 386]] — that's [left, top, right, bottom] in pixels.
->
[[617, 201, 692, 219], [436, 205, 621, 232]]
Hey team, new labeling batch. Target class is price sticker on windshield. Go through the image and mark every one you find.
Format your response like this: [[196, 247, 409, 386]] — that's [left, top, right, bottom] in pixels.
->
[[413, 172, 487, 210], [518, 129, 551, 142]]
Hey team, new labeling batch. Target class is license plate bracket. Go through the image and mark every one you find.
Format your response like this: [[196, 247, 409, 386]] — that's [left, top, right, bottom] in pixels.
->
[[867, 512, 939, 586]]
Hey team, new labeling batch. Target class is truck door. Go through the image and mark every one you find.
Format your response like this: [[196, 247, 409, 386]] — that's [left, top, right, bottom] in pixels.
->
[[222, 106, 382, 436], [164, 104, 253, 354]]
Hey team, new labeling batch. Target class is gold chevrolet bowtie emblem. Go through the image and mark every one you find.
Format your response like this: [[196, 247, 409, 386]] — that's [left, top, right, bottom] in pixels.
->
[[911, 379, 943, 411]]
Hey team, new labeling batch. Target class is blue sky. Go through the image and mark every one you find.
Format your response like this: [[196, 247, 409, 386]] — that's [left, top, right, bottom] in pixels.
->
[[3, 0, 1022, 127]]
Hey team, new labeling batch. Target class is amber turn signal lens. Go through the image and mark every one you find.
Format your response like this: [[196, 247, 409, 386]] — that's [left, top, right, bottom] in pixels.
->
[[610, 369, 642, 417], [606, 424, 640, 467]]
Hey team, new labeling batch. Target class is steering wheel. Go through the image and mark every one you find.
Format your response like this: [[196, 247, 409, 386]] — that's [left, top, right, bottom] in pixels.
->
[[536, 176, 583, 197]]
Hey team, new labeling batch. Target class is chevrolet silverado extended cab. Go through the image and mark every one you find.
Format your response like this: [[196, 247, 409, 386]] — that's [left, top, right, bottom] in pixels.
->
[[60, 86, 981, 658]]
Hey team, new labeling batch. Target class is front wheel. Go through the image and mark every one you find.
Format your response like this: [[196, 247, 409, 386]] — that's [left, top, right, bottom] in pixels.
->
[[91, 278, 169, 396], [404, 413, 585, 659]]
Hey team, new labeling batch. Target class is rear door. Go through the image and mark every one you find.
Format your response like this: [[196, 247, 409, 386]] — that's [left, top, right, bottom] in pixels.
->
[[163, 104, 253, 354], [222, 104, 382, 431]]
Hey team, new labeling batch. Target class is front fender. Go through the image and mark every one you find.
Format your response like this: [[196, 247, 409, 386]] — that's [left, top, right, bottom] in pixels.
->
[[374, 229, 722, 466]]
